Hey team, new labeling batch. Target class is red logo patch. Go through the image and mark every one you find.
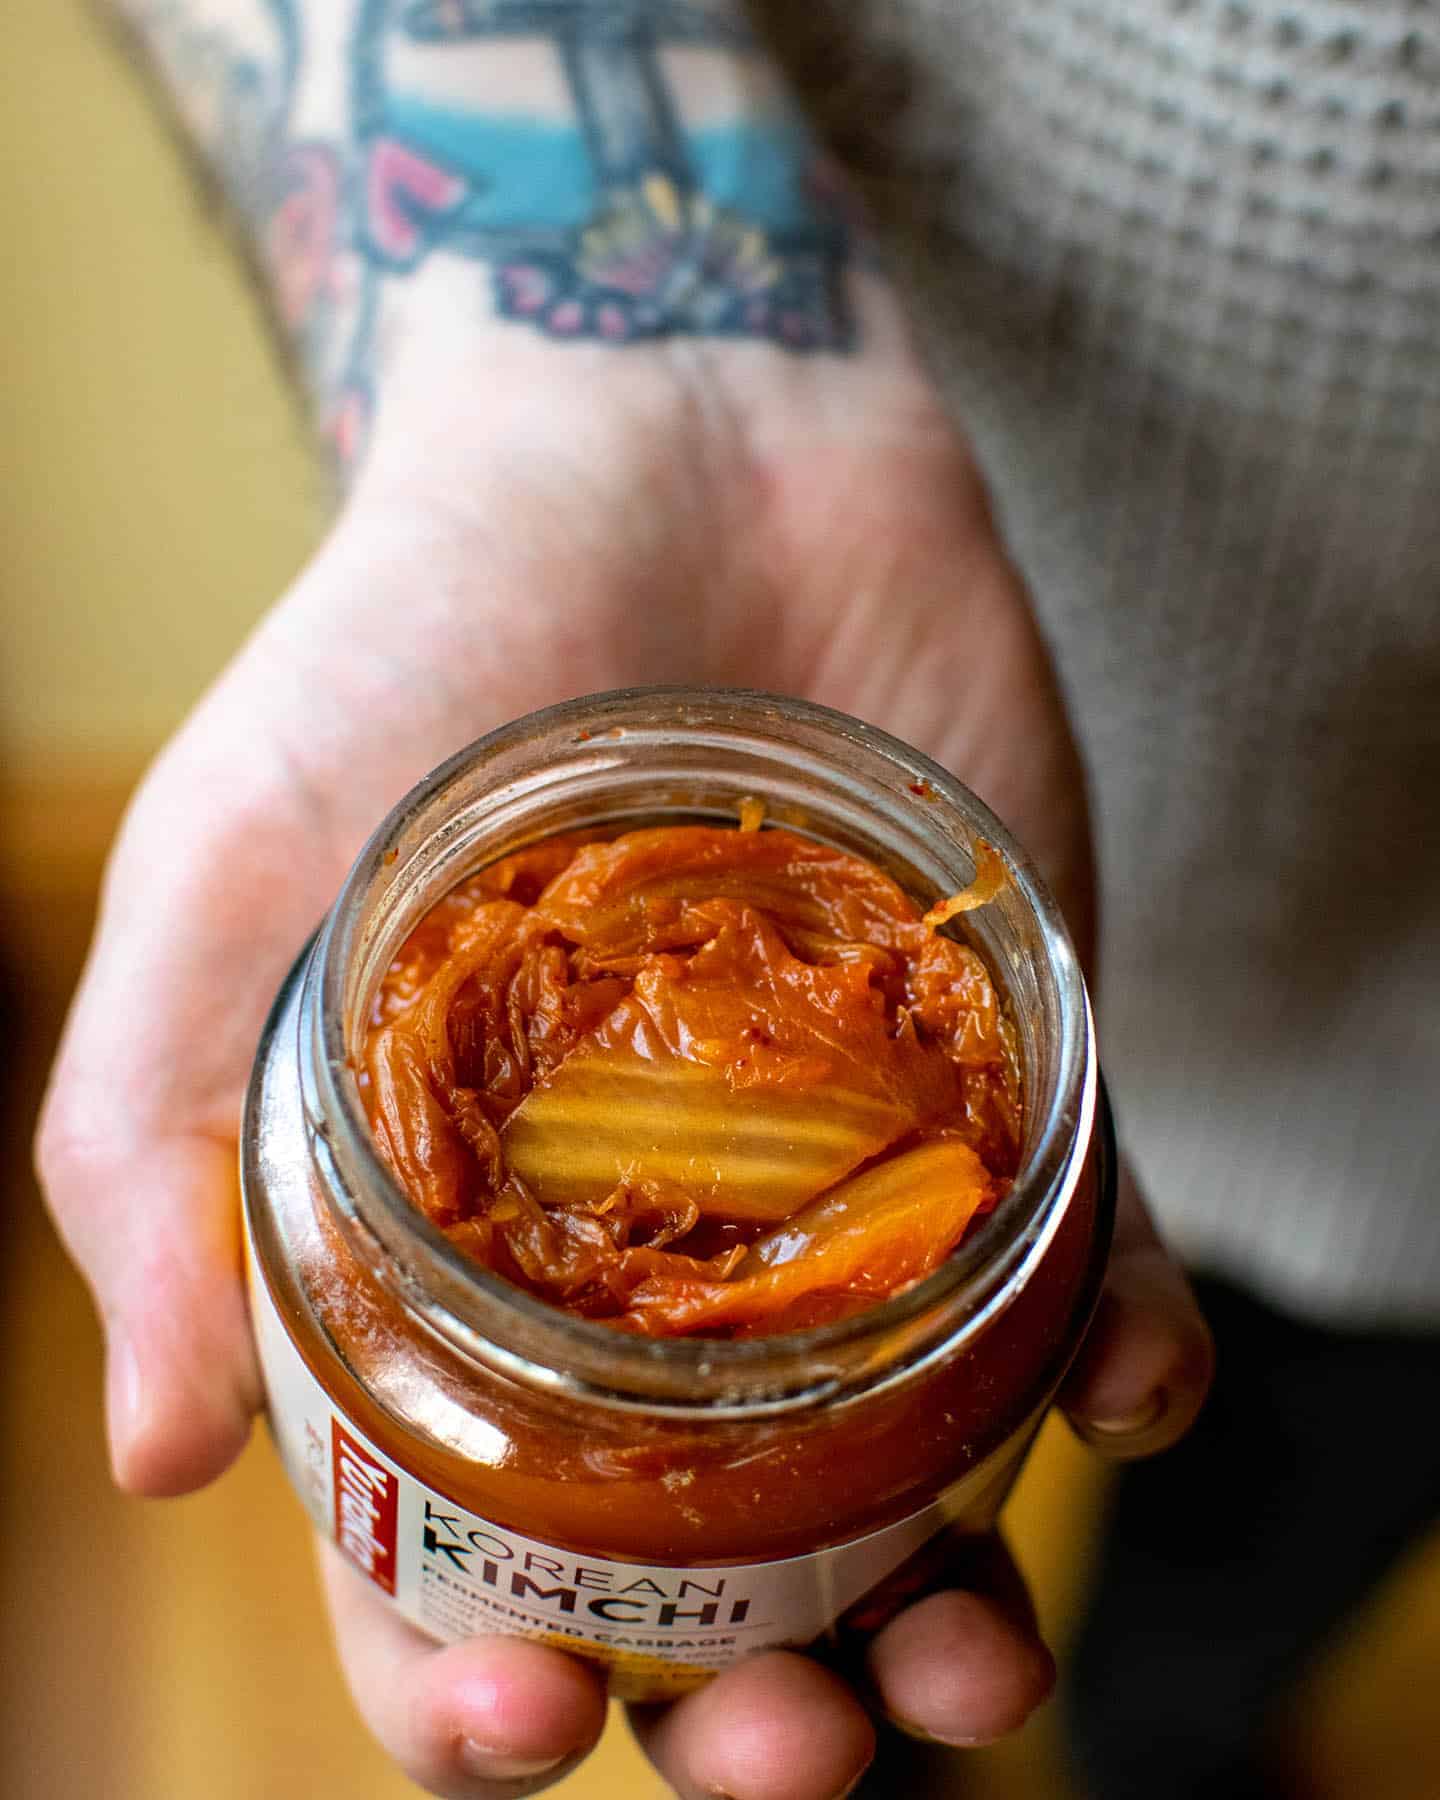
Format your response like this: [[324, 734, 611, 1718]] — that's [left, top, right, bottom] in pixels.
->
[[332, 1421, 398, 1596]]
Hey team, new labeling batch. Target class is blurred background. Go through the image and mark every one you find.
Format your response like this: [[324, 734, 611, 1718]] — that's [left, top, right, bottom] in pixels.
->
[[4, 4, 1439, 1796]]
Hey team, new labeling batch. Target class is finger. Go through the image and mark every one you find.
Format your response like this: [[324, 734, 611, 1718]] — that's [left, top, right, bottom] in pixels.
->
[[1061, 1164, 1215, 1459], [36, 753, 325, 1497], [629, 1651, 876, 1800], [864, 1542, 1054, 1747], [319, 1543, 607, 1797], [35, 1118, 260, 1496]]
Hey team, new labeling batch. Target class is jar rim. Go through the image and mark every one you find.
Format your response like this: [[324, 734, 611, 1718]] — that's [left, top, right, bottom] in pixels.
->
[[305, 686, 1104, 1418]]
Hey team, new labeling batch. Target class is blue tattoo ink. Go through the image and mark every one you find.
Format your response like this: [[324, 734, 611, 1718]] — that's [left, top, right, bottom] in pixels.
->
[[351, 0, 852, 348], [381, 104, 599, 229]]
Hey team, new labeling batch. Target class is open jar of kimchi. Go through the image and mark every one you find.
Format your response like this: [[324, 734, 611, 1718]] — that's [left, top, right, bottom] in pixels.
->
[[242, 687, 1113, 1701]]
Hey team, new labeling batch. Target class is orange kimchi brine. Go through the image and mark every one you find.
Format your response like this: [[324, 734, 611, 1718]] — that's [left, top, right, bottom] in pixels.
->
[[242, 689, 1113, 1701]]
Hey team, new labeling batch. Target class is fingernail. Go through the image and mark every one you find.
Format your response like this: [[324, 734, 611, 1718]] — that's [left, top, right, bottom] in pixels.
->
[[459, 1740, 566, 1781], [709, 1781, 868, 1800], [1074, 1388, 1166, 1444], [891, 1716, 991, 1748]]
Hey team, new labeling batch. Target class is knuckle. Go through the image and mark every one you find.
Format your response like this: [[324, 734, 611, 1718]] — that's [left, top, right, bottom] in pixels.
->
[[34, 1085, 119, 1208], [34, 1090, 83, 1195]]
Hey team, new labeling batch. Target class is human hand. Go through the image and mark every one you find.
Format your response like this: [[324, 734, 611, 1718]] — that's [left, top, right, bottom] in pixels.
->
[[38, 333, 1211, 1797]]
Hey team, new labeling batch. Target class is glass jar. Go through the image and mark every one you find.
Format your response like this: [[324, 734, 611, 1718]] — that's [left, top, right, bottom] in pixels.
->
[[242, 687, 1113, 1701]]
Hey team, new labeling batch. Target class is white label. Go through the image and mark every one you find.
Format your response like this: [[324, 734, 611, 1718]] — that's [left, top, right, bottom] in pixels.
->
[[247, 1238, 1033, 1696]]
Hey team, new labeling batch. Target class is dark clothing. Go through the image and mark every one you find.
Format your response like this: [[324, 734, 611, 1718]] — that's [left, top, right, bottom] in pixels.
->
[[1066, 1277, 1440, 1799]]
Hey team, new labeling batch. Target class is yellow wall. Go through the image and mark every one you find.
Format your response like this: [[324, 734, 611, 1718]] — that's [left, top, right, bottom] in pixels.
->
[[1, 0, 320, 770]]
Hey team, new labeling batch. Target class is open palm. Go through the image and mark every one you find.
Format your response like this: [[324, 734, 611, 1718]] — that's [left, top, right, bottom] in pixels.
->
[[40, 349, 1208, 1799]]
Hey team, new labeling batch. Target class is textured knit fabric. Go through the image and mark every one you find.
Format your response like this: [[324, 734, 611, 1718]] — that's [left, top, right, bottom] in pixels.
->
[[761, 0, 1440, 1325]]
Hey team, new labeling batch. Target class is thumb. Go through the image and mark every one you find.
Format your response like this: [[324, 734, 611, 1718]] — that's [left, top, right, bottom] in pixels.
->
[[1060, 1163, 1215, 1461]]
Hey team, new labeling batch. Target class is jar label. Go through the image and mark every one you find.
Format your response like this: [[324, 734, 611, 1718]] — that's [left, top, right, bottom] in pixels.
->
[[249, 1237, 1037, 1697]]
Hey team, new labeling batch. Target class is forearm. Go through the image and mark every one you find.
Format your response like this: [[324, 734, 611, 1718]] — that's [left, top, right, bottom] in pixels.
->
[[113, 0, 936, 476]]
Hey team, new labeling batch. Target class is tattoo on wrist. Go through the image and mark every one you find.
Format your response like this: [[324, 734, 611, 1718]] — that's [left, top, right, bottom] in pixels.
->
[[120, 0, 857, 467]]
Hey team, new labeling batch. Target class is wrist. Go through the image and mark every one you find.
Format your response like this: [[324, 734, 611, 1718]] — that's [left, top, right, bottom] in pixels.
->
[[355, 260, 955, 511], [117, 1, 948, 477]]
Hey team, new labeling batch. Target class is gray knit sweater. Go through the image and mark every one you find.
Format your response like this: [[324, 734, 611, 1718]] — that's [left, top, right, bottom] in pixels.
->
[[761, 0, 1440, 1326]]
